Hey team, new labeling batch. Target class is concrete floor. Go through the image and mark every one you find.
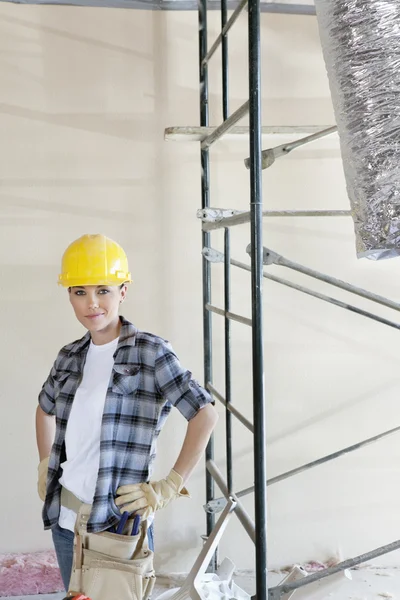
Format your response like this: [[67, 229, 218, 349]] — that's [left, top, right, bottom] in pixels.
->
[[2, 567, 400, 600]]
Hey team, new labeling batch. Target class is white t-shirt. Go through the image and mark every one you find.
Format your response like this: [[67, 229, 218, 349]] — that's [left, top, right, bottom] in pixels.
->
[[58, 336, 118, 532]]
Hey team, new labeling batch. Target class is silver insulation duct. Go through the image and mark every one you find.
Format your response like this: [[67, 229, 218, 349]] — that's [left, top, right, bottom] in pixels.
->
[[314, 0, 400, 260]]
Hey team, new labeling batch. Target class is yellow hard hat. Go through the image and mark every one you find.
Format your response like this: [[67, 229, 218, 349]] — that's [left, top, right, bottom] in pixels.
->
[[58, 234, 132, 288]]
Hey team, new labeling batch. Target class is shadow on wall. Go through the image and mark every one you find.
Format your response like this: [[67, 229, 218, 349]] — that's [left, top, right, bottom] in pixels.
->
[[0, 102, 160, 140], [267, 377, 400, 446], [211, 376, 400, 472], [0, 191, 154, 220], [0, 11, 152, 59]]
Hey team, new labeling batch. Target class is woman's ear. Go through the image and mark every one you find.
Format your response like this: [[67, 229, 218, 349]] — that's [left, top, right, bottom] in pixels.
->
[[120, 284, 128, 303]]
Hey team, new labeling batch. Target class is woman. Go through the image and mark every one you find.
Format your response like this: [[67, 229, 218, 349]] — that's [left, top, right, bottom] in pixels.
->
[[36, 233, 218, 592]]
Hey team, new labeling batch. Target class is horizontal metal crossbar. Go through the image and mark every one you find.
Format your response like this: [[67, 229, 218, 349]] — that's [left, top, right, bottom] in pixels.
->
[[203, 247, 400, 331], [207, 459, 256, 544], [244, 126, 338, 169], [206, 419, 400, 513], [207, 383, 254, 432], [237, 258, 400, 330], [199, 207, 351, 231], [164, 125, 334, 142], [205, 468, 399, 597], [250, 245, 400, 314], [201, 101, 250, 149], [207, 384, 400, 512], [207, 426, 400, 598], [261, 2, 316, 15], [242, 423, 400, 500], [206, 302, 252, 326], [268, 539, 400, 599], [202, 0, 248, 66]]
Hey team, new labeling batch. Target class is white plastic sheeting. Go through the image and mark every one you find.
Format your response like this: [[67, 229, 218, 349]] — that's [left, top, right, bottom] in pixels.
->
[[157, 574, 251, 600]]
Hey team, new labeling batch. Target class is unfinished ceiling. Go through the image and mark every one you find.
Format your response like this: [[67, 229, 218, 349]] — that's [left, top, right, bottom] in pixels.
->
[[0, 0, 315, 12]]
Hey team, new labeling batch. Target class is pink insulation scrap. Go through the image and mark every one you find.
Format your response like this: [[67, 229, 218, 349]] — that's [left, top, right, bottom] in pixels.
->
[[302, 558, 340, 573], [0, 549, 64, 596]]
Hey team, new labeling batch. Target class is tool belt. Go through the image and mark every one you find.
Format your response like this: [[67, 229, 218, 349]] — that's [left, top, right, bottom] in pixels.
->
[[61, 488, 156, 600]]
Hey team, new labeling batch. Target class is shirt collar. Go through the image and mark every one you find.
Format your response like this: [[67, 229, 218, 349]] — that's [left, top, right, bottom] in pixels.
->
[[67, 316, 137, 357]]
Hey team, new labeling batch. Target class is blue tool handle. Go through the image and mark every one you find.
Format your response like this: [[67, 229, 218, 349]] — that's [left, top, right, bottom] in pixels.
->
[[116, 511, 130, 535], [131, 515, 141, 536]]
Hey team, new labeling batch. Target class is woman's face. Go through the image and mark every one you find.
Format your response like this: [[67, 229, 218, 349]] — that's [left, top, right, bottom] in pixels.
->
[[69, 284, 127, 335]]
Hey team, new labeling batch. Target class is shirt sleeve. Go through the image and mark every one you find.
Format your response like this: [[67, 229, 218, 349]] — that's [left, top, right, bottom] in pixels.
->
[[38, 361, 57, 416], [155, 340, 212, 421]]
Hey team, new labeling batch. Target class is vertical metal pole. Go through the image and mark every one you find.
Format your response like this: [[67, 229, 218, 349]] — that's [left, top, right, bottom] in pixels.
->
[[221, 0, 229, 120], [248, 0, 267, 598], [222, 0, 231, 498], [199, 0, 216, 570], [224, 228, 233, 493]]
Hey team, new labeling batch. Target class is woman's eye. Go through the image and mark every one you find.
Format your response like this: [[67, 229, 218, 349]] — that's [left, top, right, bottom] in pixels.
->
[[75, 290, 85, 296], [99, 289, 109, 295]]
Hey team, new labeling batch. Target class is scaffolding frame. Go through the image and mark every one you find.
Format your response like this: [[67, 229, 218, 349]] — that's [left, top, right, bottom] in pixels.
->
[[165, 1, 400, 599], [1, 0, 399, 594], [0, 0, 398, 594], [198, 0, 268, 596]]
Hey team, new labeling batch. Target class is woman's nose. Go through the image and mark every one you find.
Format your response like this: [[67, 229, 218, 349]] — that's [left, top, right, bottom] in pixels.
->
[[88, 297, 100, 309]]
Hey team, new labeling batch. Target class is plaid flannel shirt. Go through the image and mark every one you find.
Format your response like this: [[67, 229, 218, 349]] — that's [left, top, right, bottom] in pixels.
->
[[39, 316, 212, 533]]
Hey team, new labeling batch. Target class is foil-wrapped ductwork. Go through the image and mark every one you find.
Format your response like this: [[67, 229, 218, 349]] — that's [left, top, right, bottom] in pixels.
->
[[314, 0, 400, 260]]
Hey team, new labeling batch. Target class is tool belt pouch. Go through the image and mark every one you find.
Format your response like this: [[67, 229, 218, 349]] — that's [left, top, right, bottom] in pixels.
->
[[68, 504, 156, 600]]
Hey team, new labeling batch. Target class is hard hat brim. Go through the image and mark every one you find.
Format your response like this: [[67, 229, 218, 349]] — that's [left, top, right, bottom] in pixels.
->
[[58, 275, 132, 288]]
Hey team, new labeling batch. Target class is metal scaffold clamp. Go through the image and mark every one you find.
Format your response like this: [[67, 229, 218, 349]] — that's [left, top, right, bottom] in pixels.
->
[[246, 244, 280, 266], [202, 247, 225, 263], [197, 207, 245, 223], [204, 497, 228, 514]]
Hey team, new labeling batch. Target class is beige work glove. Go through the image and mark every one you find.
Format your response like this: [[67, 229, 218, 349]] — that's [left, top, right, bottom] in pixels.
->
[[37, 457, 49, 502], [115, 469, 190, 519]]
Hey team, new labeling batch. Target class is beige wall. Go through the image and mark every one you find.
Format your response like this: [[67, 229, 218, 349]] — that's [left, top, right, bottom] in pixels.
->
[[1, 3, 400, 577]]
